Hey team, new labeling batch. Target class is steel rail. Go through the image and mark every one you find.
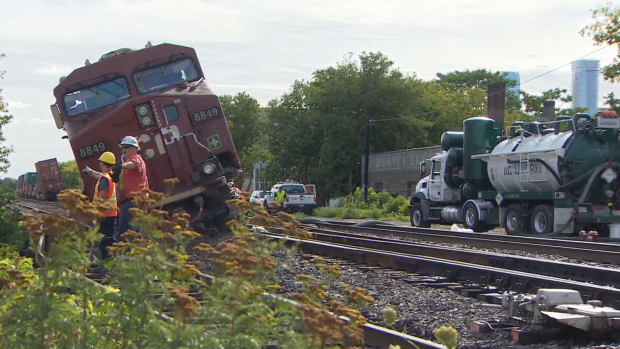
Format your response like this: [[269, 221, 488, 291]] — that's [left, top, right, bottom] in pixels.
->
[[261, 232, 620, 308], [295, 227, 620, 287], [299, 219, 620, 264]]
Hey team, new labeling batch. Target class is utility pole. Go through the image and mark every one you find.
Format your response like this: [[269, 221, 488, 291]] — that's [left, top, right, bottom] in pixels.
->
[[363, 116, 371, 201]]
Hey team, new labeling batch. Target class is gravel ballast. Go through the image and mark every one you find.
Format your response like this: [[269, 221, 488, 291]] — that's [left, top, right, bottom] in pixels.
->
[[271, 247, 620, 349]]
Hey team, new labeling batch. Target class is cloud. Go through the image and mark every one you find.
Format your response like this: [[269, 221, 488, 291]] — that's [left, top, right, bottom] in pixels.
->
[[210, 83, 293, 91], [25, 117, 51, 124], [4, 100, 32, 109], [35, 63, 73, 77]]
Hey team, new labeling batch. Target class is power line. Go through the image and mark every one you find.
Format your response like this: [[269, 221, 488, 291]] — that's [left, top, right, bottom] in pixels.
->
[[371, 45, 610, 123]]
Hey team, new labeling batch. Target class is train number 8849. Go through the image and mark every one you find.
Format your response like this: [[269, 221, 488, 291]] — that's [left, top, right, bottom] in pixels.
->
[[192, 106, 222, 124], [76, 140, 110, 160]]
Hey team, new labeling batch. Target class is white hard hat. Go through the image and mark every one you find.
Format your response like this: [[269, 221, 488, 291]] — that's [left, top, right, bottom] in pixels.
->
[[228, 182, 234, 188], [119, 136, 140, 149]]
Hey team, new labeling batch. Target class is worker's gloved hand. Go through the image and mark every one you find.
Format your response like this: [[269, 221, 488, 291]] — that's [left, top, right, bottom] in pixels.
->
[[82, 166, 93, 175], [111, 164, 122, 183]]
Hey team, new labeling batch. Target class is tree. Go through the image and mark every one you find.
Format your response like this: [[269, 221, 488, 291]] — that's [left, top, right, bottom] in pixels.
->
[[58, 160, 83, 189], [605, 92, 620, 113], [220, 92, 270, 186], [520, 88, 587, 118], [581, 2, 620, 82], [264, 52, 440, 199], [0, 177, 17, 190], [435, 69, 522, 111], [0, 54, 14, 173]]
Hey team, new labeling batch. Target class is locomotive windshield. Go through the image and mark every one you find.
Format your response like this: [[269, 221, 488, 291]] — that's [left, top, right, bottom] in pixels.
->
[[133, 58, 199, 94], [63, 78, 130, 117]]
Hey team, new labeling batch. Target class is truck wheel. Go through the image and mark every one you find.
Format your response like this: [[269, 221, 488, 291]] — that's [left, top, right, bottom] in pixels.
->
[[410, 203, 431, 228], [462, 202, 488, 232], [504, 204, 527, 235], [529, 205, 554, 235]]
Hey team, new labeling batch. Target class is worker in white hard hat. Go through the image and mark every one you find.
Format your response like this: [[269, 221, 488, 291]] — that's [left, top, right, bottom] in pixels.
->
[[82, 151, 118, 260], [114, 136, 149, 240]]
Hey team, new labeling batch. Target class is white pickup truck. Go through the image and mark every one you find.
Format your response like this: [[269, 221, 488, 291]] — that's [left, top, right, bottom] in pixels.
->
[[264, 182, 317, 215]]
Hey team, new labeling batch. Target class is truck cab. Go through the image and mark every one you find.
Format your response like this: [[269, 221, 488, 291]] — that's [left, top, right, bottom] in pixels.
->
[[410, 151, 464, 228]]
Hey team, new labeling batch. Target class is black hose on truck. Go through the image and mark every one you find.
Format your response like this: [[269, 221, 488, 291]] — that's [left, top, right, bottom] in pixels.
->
[[540, 161, 620, 237]]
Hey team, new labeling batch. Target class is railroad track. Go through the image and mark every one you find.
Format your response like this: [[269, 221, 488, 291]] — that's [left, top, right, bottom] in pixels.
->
[[82, 265, 446, 349], [298, 219, 620, 265], [12, 203, 444, 349], [263, 226, 620, 309]]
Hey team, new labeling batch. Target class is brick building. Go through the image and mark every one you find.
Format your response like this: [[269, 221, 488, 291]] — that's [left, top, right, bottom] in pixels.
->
[[360, 145, 442, 197]]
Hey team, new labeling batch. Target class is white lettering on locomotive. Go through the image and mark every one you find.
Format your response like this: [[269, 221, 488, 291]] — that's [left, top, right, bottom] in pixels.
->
[[135, 125, 181, 159]]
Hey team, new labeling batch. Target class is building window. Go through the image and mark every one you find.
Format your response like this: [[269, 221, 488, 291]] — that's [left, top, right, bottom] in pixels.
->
[[407, 181, 418, 197], [374, 182, 383, 191]]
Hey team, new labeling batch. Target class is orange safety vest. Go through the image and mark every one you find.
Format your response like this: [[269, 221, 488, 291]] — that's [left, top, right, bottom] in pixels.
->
[[94, 170, 118, 218], [234, 187, 246, 201]]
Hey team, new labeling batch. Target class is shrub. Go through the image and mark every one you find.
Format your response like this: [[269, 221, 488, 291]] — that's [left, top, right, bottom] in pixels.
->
[[0, 187, 24, 252], [314, 187, 410, 222], [0, 182, 374, 348]]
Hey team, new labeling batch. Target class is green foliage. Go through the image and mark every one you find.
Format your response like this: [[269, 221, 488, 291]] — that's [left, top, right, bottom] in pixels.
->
[[0, 187, 23, 251], [313, 187, 409, 221], [581, 2, 620, 82], [0, 177, 16, 190], [1, 188, 373, 348], [0, 53, 14, 174], [435, 68, 522, 111], [434, 325, 458, 349], [58, 160, 83, 189], [220, 92, 271, 183], [605, 92, 620, 114]]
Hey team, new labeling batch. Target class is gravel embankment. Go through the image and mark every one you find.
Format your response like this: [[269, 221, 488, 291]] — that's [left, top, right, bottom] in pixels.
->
[[270, 248, 620, 349], [15, 199, 67, 216], [189, 224, 619, 349]]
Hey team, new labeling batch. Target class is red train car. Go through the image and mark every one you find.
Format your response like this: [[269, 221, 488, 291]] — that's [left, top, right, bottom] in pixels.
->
[[49, 42, 241, 231], [35, 158, 63, 201]]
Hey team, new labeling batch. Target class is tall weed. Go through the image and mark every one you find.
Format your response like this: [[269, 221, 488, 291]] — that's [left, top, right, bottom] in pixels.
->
[[0, 181, 374, 348]]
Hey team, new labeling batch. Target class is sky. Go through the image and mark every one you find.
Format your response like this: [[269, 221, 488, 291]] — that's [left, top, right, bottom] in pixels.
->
[[0, 0, 619, 179]]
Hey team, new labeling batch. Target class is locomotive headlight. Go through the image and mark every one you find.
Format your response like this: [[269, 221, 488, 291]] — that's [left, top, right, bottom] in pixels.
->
[[203, 163, 215, 175], [137, 105, 149, 116], [140, 117, 153, 126]]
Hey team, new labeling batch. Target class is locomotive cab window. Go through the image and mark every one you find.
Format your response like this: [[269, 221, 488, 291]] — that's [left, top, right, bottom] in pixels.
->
[[133, 58, 199, 94], [63, 78, 130, 117], [163, 105, 180, 122]]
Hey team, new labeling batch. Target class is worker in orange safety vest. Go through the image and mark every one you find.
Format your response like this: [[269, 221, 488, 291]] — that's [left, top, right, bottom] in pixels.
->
[[82, 151, 118, 260], [228, 182, 246, 201]]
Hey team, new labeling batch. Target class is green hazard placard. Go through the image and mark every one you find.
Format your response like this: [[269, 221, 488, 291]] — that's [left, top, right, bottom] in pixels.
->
[[207, 135, 222, 149]]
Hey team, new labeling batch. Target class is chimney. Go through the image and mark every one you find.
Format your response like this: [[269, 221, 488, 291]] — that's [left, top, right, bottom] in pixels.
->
[[487, 83, 506, 133], [542, 100, 555, 121]]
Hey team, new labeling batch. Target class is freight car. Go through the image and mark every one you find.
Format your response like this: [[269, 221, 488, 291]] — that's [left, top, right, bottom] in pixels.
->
[[410, 108, 620, 237], [49, 41, 242, 232], [15, 159, 64, 201]]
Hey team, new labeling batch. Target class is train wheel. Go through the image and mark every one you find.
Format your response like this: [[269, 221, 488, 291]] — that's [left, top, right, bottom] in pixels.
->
[[504, 204, 526, 235], [410, 203, 431, 228], [529, 205, 554, 235], [462, 202, 487, 232]]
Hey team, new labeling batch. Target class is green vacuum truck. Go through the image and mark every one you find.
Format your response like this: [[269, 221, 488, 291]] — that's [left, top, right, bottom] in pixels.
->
[[409, 109, 620, 237]]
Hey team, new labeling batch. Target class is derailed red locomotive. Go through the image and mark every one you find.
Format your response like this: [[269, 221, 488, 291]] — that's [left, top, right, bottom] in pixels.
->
[[49, 41, 241, 231]]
